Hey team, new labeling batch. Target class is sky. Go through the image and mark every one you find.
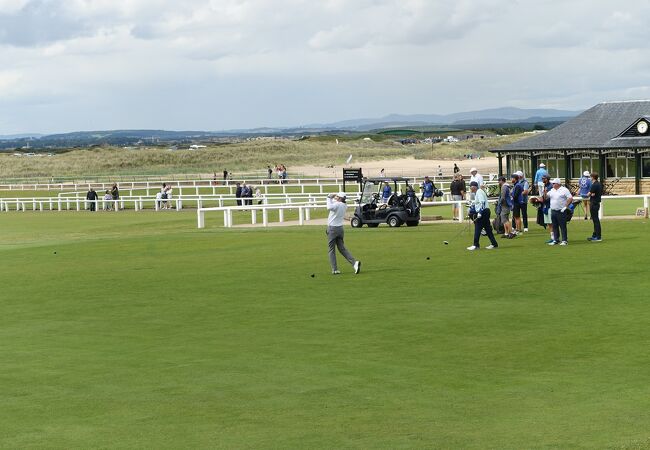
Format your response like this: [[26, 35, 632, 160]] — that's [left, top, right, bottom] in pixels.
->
[[1, 0, 650, 134]]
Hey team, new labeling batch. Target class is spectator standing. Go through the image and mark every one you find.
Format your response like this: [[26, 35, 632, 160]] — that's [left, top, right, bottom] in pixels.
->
[[496, 177, 514, 238], [111, 183, 119, 200], [467, 181, 498, 251], [103, 190, 113, 211], [267, 166, 273, 179], [380, 168, 385, 177], [223, 169, 228, 181], [449, 174, 466, 220], [86, 188, 98, 211], [546, 178, 573, 246], [326, 192, 361, 275], [160, 183, 168, 209], [255, 186, 263, 205], [510, 173, 523, 234], [381, 181, 392, 204], [453, 163, 460, 174], [469, 167, 484, 187], [421, 176, 434, 202], [534, 163, 549, 194], [539, 175, 555, 243], [517, 171, 530, 231], [235, 182, 242, 206], [587, 173, 603, 242], [437, 165, 443, 177], [165, 185, 173, 209], [577, 170, 593, 220]]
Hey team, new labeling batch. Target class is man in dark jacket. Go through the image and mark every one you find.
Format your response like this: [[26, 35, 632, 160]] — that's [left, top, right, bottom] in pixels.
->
[[235, 182, 242, 206], [86, 188, 98, 211]]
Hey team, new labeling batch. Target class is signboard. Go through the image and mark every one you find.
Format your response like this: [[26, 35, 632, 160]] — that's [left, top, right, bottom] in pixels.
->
[[342, 168, 363, 191], [635, 207, 648, 218]]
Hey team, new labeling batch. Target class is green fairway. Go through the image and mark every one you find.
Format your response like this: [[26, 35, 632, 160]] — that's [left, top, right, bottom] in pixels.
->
[[1, 212, 649, 448]]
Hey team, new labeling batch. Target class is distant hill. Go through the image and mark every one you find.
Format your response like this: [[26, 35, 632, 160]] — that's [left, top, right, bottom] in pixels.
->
[[310, 107, 581, 131], [0, 107, 581, 149]]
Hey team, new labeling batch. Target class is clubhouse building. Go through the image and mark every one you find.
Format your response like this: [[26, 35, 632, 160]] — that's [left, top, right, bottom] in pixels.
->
[[491, 100, 650, 194]]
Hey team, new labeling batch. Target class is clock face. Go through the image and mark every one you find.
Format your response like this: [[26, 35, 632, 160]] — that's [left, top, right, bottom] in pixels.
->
[[637, 120, 649, 134]]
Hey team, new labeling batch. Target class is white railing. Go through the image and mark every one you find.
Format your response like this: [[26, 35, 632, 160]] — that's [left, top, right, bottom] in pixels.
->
[[197, 203, 326, 228]]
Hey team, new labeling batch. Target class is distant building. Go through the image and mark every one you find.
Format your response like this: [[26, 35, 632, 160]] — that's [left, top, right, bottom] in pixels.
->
[[491, 100, 650, 194]]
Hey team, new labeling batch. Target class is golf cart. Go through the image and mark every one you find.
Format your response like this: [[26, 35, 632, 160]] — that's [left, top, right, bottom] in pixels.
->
[[350, 177, 421, 228]]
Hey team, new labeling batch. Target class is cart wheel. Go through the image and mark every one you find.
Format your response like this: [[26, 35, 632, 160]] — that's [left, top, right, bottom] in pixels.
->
[[388, 215, 402, 227], [351, 216, 363, 228]]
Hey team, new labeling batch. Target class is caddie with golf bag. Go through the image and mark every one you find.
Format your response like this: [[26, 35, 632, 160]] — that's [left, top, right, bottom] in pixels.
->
[[466, 181, 499, 251]]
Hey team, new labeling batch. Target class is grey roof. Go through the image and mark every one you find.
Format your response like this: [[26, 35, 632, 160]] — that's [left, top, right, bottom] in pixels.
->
[[493, 101, 650, 152]]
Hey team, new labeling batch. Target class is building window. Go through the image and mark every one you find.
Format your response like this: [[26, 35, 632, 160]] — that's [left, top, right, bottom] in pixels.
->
[[642, 157, 650, 177], [605, 152, 635, 178], [570, 154, 600, 178], [506, 154, 531, 177]]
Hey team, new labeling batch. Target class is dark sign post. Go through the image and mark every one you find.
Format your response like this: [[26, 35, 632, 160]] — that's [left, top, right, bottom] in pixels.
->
[[342, 168, 363, 192]]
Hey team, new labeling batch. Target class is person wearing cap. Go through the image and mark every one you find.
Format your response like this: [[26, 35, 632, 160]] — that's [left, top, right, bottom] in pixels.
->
[[496, 176, 514, 238], [516, 170, 530, 231], [421, 176, 434, 202], [577, 170, 593, 220], [538, 174, 555, 243], [545, 178, 573, 246], [510, 173, 523, 234], [587, 172, 603, 242], [534, 163, 549, 194], [381, 181, 392, 204], [469, 167, 483, 201], [326, 192, 361, 274], [467, 181, 498, 251]]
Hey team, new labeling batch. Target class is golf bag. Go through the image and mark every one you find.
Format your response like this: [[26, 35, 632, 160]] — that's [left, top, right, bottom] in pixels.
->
[[492, 212, 505, 235], [565, 198, 582, 222]]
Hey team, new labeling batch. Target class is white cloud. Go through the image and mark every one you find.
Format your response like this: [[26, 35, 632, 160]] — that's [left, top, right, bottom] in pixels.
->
[[1, 0, 650, 134]]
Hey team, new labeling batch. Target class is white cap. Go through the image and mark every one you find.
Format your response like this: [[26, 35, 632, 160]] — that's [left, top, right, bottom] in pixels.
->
[[470, 167, 478, 173], [583, 171, 590, 177], [337, 191, 347, 198], [515, 170, 524, 177], [551, 178, 561, 184], [539, 163, 546, 168]]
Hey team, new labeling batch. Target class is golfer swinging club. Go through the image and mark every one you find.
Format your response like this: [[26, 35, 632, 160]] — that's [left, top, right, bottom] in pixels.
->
[[467, 181, 498, 251], [326, 192, 361, 275]]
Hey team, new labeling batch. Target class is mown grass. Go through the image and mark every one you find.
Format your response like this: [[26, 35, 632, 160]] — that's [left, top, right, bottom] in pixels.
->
[[0, 134, 528, 180], [0, 212, 649, 448]]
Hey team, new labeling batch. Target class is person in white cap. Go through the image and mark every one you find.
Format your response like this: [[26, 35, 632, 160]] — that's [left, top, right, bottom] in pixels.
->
[[326, 192, 361, 274], [534, 163, 549, 194], [577, 170, 593, 220], [469, 167, 483, 201], [545, 178, 573, 245]]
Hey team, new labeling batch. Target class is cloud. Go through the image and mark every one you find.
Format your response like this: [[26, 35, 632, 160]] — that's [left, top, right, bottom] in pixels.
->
[[2, 0, 650, 134]]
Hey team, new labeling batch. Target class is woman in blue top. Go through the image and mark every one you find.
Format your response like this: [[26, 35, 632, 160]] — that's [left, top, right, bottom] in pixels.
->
[[381, 182, 392, 204], [577, 170, 592, 220]]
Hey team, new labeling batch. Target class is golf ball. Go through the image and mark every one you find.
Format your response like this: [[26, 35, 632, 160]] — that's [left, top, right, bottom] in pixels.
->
[[426, 256, 430, 260], [443, 241, 449, 245], [310, 274, 315, 278]]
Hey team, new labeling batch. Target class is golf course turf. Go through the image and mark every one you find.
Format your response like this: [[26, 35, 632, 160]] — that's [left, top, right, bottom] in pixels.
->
[[1, 212, 649, 448]]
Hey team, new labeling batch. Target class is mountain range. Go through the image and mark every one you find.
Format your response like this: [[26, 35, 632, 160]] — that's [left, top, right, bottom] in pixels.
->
[[0, 107, 581, 149]]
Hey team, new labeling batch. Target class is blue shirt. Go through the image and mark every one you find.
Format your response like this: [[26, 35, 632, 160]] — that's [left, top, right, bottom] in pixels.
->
[[534, 168, 549, 184], [382, 185, 392, 199], [511, 182, 524, 205], [578, 176, 592, 196], [422, 180, 434, 197], [520, 179, 530, 201]]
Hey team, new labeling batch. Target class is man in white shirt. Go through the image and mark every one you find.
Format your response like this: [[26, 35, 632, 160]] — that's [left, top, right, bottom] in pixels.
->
[[469, 167, 484, 201], [326, 192, 361, 275], [545, 178, 573, 246]]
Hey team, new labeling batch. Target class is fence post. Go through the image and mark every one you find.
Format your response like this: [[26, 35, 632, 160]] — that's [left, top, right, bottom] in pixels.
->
[[279, 209, 284, 223], [252, 209, 257, 225], [263, 208, 268, 227], [223, 210, 229, 227], [599, 201, 603, 220], [458, 201, 464, 222], [198, 209, 205, 228], [298, 207, 304, 225]]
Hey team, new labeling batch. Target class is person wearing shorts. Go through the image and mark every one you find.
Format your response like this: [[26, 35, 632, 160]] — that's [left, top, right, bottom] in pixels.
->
[[497, 177, 513, 238], [450, 174, 466, 220], [577, 170, 592, 220]]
